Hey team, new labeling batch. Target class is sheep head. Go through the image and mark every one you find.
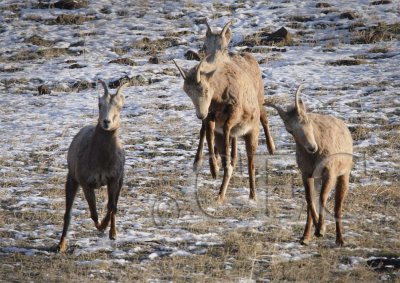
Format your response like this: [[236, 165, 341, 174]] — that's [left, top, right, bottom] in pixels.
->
[[203, 20, 232, 56], [265, 85, 318, 154], [97, 80, 128, 131], [173, 58, 216, 120]]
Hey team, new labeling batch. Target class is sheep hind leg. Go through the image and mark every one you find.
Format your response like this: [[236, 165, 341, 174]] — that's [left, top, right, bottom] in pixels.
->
[[109, 177, 123, 240], [230, 137, 237, 167], [244, 131, 259, 200], [57, 174, 79, 253], [82, 186, 100, 230], [315, 174, 336, 238], [334, 173, 349, 247]]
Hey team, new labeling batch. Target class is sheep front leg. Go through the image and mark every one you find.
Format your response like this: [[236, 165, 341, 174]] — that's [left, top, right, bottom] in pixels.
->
[[205, 119, 219, 179], [98, 180, 119, 234], [57, 174, 79, 252], [193, 121, 206, 172], [300, 175, 318, 245], [217, 123, 233, 204]]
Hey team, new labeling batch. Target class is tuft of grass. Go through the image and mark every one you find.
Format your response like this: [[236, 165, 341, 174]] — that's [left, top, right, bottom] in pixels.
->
[[351, 22, 400, 44], [326, 59, 367, 66], [368, 46, 390, 53]]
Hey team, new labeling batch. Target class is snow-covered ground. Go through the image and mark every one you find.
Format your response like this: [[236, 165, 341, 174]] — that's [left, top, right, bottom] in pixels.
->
[[0, 0, 399, 281]]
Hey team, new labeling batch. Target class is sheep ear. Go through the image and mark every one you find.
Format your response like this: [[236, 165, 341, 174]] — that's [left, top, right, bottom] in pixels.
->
[[202, 69, 216, 80], [220, 20, 232, 37], [224, 27, 232, 43], [173, 59, 188, 80], [98, 79, 109, 98], [115, 82, 129, 98], [265, 101, 288, 121]]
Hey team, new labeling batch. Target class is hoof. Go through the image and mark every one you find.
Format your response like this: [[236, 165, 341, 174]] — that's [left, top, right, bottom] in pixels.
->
[[193, 160, 203, 172], [97, 221, 108, 232], [215, 195, 224, 205], [315, 225, 326, 238], [210, 166, 219, 179], [300, 237, 311, 246], [56, 242, 67, 253], [267, 145, 275, 155], [109, 230, 117, 240], [335, 238, 345, 247]]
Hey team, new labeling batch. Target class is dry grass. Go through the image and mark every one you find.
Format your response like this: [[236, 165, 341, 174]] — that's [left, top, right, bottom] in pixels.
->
[[351, 22, 400, 44], [326, 59, 367, 66]]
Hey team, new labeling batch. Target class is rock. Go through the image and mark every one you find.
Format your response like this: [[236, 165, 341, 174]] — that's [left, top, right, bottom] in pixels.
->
[[148, 57, 160, 64], [37, 85, 51, 95], [68, 63, 85, 69], [340, 11, 358, 20], [238, 27, 292, 47], [100, 6, 112, 14], [184, 50, 201, 61], [70, 40, 85, 47], [53, 0, 88, 10], [108, 75, 147, 89], [371, 0, 391, 5]]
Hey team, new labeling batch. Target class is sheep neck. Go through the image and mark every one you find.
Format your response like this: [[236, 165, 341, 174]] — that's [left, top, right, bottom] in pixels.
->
[[89, 124, 119, 166]]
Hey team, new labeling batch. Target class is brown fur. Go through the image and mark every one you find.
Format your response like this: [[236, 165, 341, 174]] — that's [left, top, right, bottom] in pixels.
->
[[175, 53, 261, 203], [266, 85, 353, 246], [56, 81, 128, 252], [193, 21, 275, 178]]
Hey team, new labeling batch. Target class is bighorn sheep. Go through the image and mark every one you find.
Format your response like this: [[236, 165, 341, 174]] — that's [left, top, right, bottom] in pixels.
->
[[57, 80, 128, 252], [192, 21, 275, 178], [174, 54, 261, 203], [266, 85, 353, 246]]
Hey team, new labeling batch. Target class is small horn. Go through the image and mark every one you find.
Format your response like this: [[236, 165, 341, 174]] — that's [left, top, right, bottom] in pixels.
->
[[173, 59, 186, 80], [98, 79, 109, 97], [115, 81, 130, 97], [220, 20, 232, 36], [205, 19, 212, 34], [295, 84, 303, 114]]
